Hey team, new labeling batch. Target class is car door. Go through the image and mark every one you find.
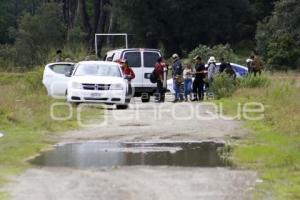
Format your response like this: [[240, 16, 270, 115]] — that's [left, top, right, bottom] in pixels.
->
[[42, 63, 74, 97], [142, 51, 161, 88], [123, 51, 143, 88]]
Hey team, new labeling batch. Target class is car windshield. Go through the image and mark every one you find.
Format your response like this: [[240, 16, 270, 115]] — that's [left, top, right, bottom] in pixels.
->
[[74, 63, 121, 77]]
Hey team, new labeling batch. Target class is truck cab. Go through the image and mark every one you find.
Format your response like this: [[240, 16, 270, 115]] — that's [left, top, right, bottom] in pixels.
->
[[104, 48, 162, 102]]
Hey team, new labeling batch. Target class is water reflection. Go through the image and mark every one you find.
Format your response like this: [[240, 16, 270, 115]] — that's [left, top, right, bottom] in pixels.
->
[[30, 142, 228, 168]]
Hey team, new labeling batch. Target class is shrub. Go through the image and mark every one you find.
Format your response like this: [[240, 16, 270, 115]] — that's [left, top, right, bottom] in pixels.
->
[[24, 67, 44, 91], [188, 44, 238, 64], [0, 45, 16, 70], [209, 74, 237, 99], [267, 33, 300, 71], [237, 74, 271, 88]]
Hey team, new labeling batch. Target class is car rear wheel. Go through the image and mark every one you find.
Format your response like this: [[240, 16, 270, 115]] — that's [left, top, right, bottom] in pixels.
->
[[116, 104, 128, 109], [141, 93, 150, 103]]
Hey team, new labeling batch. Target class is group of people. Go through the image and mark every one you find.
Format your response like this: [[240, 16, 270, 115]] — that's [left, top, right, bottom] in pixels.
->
[[95, 51, 263, 103], [154, 54, 235, 103]]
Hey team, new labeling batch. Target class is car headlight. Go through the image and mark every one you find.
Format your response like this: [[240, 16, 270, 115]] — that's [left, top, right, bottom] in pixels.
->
[[110, 83, 124, 90], [70, 82, 82, 89]]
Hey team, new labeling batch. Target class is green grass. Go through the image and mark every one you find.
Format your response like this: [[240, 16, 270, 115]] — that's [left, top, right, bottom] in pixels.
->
[[0, 70, 103, 199], [217, 75, 300, 199]]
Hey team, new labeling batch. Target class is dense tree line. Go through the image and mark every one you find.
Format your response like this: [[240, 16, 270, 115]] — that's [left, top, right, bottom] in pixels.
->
[[2, 0, 299, 70], [256, 0, 300, 70]]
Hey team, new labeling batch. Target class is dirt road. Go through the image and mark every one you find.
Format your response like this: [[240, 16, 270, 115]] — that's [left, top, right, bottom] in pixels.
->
[[5, 97, 257, 200]]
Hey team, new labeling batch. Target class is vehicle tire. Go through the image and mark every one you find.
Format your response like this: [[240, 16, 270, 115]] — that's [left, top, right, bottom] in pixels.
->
[[141, 94, 150, 103], [71, 102, 80, 107], [116, 104, 128, 109]]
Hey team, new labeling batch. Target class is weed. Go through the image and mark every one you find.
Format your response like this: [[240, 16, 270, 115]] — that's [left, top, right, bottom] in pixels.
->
[[209, 73, 237, 99], [218, 77, 300, 199], [0, 71, 102, 198]]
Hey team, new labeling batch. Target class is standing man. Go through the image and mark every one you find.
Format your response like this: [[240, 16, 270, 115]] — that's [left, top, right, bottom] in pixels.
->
[[154, 57, 167, 102], [192, 56, 206, 101], [172, 53, 184, 103], [246, 55, 254, 74], [55, 49, 63, 62], [121, 59, 135, 97], [251, 52, 264, 76]]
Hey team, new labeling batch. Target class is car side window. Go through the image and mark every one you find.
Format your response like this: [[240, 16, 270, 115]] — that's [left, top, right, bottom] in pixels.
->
[[124, 52, 141, 68], [50, 64, 74, 74], [144, 52, 160, 68]]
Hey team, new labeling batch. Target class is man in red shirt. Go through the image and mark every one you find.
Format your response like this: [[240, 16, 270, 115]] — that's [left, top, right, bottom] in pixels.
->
[[154, 57, 167, 102]]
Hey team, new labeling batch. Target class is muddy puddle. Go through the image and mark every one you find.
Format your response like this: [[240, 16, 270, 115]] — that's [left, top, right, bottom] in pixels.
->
[[30, 141, 230, 168]]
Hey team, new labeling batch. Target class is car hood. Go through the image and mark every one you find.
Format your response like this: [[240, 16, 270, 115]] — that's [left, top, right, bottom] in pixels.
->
[[70, 75, 124, 84]]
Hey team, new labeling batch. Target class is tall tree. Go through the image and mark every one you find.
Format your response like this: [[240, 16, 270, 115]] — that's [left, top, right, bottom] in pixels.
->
[[256, 0, 300, 70], [77, 0, 109, 53], [113, 0, 257, 56]]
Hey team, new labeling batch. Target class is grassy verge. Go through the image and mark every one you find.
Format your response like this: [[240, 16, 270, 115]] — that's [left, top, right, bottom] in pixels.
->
[[0, 69, 103, 199], [217, 73, 300, 199]]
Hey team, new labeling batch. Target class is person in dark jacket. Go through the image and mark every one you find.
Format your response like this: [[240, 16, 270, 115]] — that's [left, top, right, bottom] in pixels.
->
[[192, 56, 206, 101], [246, 55, 254, 74], [154, 57, 167, 102], [172, 53, 184, 102], [219, 58, 227, 73]]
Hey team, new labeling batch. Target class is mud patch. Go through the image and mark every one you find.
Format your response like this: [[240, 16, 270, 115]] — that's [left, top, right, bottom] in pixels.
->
[[30, 141, 230, 168]]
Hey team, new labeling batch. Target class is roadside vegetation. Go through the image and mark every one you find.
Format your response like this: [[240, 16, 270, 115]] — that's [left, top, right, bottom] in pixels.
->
[[217, 73, 300, 199], [0, 70, 102, 199]]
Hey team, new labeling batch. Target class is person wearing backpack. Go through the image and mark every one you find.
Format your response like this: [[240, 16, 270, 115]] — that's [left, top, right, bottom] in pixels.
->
[[154, 57, 167, 102], [172, 53, 184, 103], [219, 58, 227, 73]]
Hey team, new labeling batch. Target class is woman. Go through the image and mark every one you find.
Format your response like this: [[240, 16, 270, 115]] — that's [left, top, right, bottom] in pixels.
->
[[183, 63, 194, 101], [121, 59, 135, 96]]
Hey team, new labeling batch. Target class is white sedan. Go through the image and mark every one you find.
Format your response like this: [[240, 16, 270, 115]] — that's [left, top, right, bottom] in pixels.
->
[[42, 62, 75, 97], [67, 61, 130, 109]]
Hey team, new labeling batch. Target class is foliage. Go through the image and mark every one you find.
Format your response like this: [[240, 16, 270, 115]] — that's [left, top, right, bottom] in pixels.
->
[[256, 0, 300, 70], [209, 72, 270, 100], [14, 3, 66, 67], [237, 74, 270, 88], [0, 72, 102, 192], [219, 76, 300, 199], [114, 0, 258, 56], [188, 44, 238, 63], [0, 45, 16, 70], [209, 74, 237, 99], [267, 33, 300, 70], [0, 0, 280, 68]]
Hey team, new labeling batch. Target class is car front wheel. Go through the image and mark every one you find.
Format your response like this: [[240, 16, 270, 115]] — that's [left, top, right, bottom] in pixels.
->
[[116, 104, 128, 109]]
